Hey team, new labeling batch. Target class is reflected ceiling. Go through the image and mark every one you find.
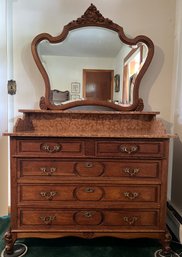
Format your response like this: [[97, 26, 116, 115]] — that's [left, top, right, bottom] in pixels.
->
[[38, 27, 124, 58]]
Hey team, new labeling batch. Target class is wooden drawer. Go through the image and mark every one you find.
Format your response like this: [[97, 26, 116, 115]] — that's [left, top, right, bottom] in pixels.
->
[[19, 209, 159, 229], [75, 161, 160, 178], [101, 161, 160, 178], [96, 140, 165, 158], [16, 139, 84, 157], [18, 184, 159, 203], [18, 159, 160, 179], [18, 159, 76, 177]]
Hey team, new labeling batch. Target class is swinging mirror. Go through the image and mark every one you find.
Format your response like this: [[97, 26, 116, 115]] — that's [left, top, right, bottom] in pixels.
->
[[31, 4, 154, 111]]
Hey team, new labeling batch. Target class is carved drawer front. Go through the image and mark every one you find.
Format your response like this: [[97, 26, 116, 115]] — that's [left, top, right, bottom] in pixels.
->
[[103, 210, 158, 227], [18, 159, 160, 179], [16, 139, 84, 157], [96, 141, 164, 158], [74, 211, 103, 225], [19, 185, 75, 202], [103, 161, 160, 179], [75, 162, 104, 177], [19, 209, 103, 227], [74, 185, 159, 202], [107, 185, 159, 202], [19, 159, 76, 177], [18, 159, 104, 178], [19, 184, 159, 203], [19, 209, 159, 229]]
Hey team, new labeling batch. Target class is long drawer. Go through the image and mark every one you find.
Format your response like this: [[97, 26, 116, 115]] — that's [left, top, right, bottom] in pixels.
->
[[18, 209, 159, 229], [18, 184, 160, 203], [18, 159, 161, 179]]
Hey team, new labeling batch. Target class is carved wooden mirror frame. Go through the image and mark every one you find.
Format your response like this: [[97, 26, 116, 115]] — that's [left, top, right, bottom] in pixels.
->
[[31, 4, 154, 111]]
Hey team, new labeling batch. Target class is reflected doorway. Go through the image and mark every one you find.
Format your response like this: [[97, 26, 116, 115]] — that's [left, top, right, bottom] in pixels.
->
[[83, 69, 114, 101]]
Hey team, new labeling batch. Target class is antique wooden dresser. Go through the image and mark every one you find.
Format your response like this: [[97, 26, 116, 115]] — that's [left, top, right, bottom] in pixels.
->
[[3, 4, 174, 257], [4, 110, 173, 256]]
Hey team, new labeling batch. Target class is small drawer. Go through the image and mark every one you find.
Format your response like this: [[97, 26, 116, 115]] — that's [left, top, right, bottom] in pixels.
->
[[96, 140, 165, 158], [18, 209, 159, 229], [104, 210, 159, 227], [19, 185, 75, 202], [104, 161, 160, 179], [18, 159, 76, 177], [16, 139, 84, 157], [103, 185, 159, 202]]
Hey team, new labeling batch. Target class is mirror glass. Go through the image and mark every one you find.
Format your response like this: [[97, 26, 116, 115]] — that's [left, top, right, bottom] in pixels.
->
[[37, 27, 148, 106]]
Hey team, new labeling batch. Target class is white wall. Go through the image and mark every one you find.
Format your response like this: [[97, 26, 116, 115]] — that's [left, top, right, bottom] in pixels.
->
[[43, 55, 115, 97]]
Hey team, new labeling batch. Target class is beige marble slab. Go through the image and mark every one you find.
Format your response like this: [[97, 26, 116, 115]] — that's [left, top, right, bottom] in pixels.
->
[[3, 110, 175, 138]]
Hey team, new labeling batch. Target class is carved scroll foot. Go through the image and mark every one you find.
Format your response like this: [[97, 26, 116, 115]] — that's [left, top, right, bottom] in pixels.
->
[[4, 228, 15, 255], [160, 230, 172, 255], [3, 228, 28, 256], [156, 230, 179, 257]]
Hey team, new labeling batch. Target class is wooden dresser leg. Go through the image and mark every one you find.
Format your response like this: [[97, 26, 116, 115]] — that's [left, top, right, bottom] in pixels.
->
[[157, 230, 179, 257], [4, 228, 16, 255], [3, 228, 28, 257], [160, 230, 172, 255]]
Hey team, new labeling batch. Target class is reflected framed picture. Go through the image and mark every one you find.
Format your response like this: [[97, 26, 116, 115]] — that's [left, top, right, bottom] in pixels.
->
[[71, 82, 80, 93], [114, 74, 120, 92], [71, 94, 80, 100]]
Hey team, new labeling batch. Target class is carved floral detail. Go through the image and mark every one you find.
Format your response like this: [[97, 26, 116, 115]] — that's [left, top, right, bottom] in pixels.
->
[[135, 98, 144, 111], [82, 232, 95, 239], [68, 4, 114, 26], [39, 96, 48, 110]]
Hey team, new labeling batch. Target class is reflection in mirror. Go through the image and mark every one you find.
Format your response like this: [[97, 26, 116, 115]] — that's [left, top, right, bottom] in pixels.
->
[[37, 27, 148, 106], [122, 43, 148, 105]]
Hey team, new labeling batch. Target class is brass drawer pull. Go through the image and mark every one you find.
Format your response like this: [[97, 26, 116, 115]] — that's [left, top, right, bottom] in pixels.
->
[[120, 145, 138, 154], [40, 167, 56, 176], [85, 162, 93, 168], [40, 191, 57, 200], [41, 143, 62, 153], [84, 187, 95, 193], [40, 215, 56, 225], [83, 211, 93, 218], [123, 168, 140, 176], [124, 192, 139, 200], [123, 216, 138, 225]]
